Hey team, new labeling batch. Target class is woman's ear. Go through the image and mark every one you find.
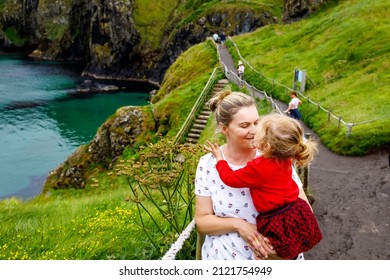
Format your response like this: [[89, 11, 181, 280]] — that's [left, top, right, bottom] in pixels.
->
[[218, 123, 228, 136]]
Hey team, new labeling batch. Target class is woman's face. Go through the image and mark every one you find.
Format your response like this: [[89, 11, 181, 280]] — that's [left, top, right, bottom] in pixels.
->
[[222, 105, 260, 150]]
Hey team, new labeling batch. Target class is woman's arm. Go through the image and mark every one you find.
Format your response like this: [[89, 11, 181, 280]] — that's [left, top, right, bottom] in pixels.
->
[[298, 188, 313, 212], [195, 195, 274, 258]]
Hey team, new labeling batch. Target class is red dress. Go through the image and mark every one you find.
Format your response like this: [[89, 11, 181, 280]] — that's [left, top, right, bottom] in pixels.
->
[[216, 157, 322, 259]]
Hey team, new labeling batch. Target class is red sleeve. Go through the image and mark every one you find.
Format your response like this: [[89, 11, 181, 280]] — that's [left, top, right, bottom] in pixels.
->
[[216, 160, 262, 189]]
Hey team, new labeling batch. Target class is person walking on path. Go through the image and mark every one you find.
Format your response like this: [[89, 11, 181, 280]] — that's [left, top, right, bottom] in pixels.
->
[[237, 60, 245, 81], [284, 91, 302, 120], [212, 32, 219, 43], [205, 113, 322, 259], [219, 32, 226, 47]]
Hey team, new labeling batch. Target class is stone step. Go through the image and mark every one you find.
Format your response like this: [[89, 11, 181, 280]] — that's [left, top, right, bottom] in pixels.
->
[[198, 114, 210, 120], [187, 133, 200, 139], [193, 123, 206, 129], [186, 137, 198, 144], [195, 119, 208, 125], [190, 128, 203, 134], [218, 79, 229, 84], [199, 110, 211, 115]]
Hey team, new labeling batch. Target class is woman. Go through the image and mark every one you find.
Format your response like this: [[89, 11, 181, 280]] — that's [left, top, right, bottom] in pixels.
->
[[194, 89, 310, 260], [284, 91, 302, 120]]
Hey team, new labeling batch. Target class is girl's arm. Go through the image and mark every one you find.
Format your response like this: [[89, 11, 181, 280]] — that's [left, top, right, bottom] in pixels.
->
[[284, 103, 293, 113], [204, 141, 258, 188], [195, 195, 274, 258]]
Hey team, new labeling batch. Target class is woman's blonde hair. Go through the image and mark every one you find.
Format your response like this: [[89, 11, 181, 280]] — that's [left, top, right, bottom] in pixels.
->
[[207, 88, 256, 126], [253, 113, 318, 167]]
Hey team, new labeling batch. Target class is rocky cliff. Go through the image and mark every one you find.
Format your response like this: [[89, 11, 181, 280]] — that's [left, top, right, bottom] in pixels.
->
[[0, 0, 278, 85], [2, 0, 329, 192], [283, 0, 329, 22], [42, 105, 154, 192]]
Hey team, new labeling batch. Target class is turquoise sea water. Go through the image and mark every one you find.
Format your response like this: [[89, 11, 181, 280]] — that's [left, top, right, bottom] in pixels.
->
[[0, 54, 152, 200]]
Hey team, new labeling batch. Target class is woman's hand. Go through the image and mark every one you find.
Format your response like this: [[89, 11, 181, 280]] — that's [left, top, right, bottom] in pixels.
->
[[234, 219, 274, 259]]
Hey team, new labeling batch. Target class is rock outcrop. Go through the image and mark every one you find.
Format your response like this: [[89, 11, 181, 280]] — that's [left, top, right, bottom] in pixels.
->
[[0, 1, 277, 84], [283, 0, 329, 23], [42, 106, 153, 192]]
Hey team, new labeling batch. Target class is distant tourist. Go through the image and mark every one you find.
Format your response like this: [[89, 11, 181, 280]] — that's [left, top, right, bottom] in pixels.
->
[[219, 32, 226, 46], [284, 91, 302, 120], [212, 32, 219, 43], [237, 60, 245, 81]]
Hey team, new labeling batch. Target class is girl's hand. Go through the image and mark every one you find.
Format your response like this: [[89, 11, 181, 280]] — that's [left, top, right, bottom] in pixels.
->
[[204, 141, 223, 161]]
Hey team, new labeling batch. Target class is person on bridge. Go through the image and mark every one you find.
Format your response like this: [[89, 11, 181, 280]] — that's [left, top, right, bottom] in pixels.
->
[[204, 113, 322, 260]]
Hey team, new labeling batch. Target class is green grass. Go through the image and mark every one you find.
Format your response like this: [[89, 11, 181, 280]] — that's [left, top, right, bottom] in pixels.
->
[[0, 190, 147, 260], [132, 0, 283, 50], [0, 39, 218, 261], [2, 0, 389, 261], [0, 139, 202, 260], [152, 40, 219, 136], [132, 0, 180, 49], [227, 0, 390, 155]]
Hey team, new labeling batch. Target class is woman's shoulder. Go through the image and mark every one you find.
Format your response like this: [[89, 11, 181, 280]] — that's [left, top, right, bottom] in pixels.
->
[[198, 152, 216, 166], [200, 151, 214, 160]]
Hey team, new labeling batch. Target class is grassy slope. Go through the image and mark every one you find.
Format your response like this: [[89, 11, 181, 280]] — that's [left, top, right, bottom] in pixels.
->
[[2, 0, 389, 260], [132, 0, 283, 50], [228, 0, 390, 155], [0, 41, 218, 260]]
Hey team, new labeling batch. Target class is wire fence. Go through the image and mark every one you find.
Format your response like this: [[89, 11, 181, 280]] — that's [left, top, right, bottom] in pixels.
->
[[227, 37, 390, 137]]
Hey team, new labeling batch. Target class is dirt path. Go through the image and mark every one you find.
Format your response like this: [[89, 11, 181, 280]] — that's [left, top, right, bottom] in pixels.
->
[[217, 43, 390, 260], [305, 131, 390, 259]]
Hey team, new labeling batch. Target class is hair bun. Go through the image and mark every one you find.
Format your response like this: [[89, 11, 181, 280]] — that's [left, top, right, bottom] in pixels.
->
[[208, 89, 231, 111]]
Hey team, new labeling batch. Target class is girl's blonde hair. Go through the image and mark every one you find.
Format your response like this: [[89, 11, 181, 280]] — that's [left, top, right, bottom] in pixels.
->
[[207, 89, 256, 126], [253, 113, 318, 167]]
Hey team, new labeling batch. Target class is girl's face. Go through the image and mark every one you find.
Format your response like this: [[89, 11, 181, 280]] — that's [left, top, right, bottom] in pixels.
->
[[222, 105, 260, 150]]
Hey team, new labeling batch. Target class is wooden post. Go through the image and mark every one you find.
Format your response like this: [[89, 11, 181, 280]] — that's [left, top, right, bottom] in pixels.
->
[[293, 68, 297, 90], [300, 70, 306, 93], [303, 133, 311, 194], [196, 232, 205, 260]]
